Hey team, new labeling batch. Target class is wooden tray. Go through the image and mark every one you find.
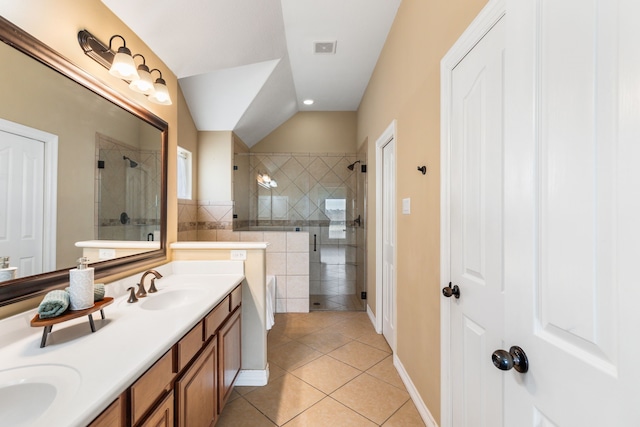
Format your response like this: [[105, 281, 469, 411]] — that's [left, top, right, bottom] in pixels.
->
[[31, 297, 113, 347]]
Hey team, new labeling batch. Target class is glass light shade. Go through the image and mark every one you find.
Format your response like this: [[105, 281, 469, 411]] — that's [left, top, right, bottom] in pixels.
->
[[148, 77, 172, 105], [109, 46, 139, 80], [129, 64, 154, 95]]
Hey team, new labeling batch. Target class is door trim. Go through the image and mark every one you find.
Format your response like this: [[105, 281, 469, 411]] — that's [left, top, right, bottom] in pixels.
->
[[440, 1, 505, 425], [375, 119, 397, 349], [0, 118, 58, 272]]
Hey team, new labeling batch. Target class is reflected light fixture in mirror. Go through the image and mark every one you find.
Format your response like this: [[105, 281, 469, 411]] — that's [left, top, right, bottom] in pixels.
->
[[107, 35, 139, 80]]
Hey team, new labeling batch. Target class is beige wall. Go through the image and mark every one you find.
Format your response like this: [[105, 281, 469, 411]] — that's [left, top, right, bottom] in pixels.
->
[[198, 131, 234, 201], [357, 0, 488, 422], [252, 111, 357, 153]]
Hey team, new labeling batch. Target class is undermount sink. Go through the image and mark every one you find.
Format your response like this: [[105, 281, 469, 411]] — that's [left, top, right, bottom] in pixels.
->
[[0, 364, 81, 427], [140, 289, 206, 311]]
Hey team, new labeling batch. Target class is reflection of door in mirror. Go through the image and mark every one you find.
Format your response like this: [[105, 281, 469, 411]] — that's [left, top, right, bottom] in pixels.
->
[[96, 133, 161, 241], [0, 119, 57, 280]]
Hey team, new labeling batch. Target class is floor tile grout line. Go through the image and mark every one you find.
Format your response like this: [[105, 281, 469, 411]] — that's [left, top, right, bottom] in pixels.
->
[[232, 394, 279, 426], [256, 312, 414, 426], [378, 398, 417, 426]]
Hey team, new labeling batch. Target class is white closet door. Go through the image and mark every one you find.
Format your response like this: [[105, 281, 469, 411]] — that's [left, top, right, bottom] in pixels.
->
[[381, 137, 396, 349], [503, 0, 640, 424], [448, 16, 506, 427]]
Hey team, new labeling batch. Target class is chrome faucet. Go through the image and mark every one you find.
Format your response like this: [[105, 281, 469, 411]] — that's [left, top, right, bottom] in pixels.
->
[[137, 269, 163, 297]]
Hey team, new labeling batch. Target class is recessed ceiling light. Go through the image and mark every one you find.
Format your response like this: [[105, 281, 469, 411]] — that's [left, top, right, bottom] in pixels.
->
[[303, 99, 314, 105]]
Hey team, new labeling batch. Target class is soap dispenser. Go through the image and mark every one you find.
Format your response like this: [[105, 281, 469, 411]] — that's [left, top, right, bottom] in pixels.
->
[[0, 256, 17, 282], [69, 257, 94, 310]]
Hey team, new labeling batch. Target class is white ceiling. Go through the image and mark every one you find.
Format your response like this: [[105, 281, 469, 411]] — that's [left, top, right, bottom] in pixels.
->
[[101, 0, 401, 147]]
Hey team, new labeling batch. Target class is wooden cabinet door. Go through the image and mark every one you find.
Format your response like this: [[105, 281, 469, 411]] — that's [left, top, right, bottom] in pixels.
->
[[218, 308, 241, 411], [175, 337, 218, 427], [89, 394, 125, 427], [139, 391, 173, 427]]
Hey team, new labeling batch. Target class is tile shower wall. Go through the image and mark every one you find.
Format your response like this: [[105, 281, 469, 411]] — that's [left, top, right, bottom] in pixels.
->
[[95, 133, 161, 241], [246, 152, 357, 227]]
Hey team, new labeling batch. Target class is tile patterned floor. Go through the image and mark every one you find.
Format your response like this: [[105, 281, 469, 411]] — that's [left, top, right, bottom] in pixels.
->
[[218, 312, 426, 426]]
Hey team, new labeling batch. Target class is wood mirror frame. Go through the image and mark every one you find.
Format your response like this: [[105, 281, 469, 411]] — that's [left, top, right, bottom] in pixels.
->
[[0, 16, 168, 307]]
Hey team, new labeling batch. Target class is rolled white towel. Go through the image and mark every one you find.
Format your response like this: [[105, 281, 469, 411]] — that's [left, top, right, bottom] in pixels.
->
[[266, 276, 276, 331]]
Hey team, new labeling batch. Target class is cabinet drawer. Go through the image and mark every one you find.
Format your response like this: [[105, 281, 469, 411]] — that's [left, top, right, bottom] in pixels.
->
[[89, 393, 125, 427], [130, 349, 174, 426], [204, 296, 230, 340], [230, 284, 242, 310], [139, 390, 173, 427], [177, 321, 204, 371]]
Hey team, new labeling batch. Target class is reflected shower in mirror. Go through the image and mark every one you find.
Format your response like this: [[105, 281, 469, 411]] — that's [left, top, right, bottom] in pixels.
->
[[96, 134, 161, 241]]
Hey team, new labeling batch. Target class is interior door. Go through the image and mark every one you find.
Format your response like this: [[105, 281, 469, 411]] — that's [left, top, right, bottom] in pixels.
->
[[503, 0, 640, 424], [381, 137, 396, 348], [0, 129, 44, 277], [448, 17, 506, 427]]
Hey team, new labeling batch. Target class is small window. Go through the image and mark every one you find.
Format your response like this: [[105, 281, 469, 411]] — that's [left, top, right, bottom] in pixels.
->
[[177, 146, 192, 200]]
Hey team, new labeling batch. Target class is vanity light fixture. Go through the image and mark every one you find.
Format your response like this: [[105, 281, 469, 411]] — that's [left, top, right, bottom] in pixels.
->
[[129, 54, 154, 95], [78, 29, 172, 106], [303, 99, 314, 105], [107, 35, 139, 80], [148, 69, 172, 105]]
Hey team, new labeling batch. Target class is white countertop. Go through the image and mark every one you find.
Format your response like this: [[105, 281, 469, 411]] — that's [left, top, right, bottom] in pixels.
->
[[0, 261, 244, 427]]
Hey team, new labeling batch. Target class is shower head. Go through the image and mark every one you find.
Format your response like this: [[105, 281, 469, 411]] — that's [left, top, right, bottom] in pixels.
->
[[347, 160, 361, 171], [123, 156, 138, 168]]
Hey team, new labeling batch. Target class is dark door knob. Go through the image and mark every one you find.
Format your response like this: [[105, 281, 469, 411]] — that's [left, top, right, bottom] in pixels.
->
[[442, 282, 460, 299], [492, 346, 529, 373]]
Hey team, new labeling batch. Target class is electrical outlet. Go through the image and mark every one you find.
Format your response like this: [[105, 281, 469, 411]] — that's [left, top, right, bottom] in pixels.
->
[[98, 248, 116, 260], [230, 250, 247, 260]]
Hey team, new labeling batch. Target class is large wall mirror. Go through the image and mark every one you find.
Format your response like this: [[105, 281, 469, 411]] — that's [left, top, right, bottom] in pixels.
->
[[0, 17, 168, 306]]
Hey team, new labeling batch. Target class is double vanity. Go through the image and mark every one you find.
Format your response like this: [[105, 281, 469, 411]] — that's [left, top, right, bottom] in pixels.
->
[[0, 260, 250, 427]]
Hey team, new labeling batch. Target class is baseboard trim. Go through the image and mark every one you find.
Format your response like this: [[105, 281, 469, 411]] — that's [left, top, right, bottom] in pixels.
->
[[366, 304, 379, 332], [393, 354, 439, 427], [235, 365, 269, 386]]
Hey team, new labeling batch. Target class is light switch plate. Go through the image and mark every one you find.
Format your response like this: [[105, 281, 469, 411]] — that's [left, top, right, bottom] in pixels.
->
[[402, 198, 411, 214], [230, 250, 247, 260]]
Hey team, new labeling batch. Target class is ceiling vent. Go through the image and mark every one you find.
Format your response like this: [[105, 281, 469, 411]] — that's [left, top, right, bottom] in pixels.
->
[[314, 41, 337, 54]]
